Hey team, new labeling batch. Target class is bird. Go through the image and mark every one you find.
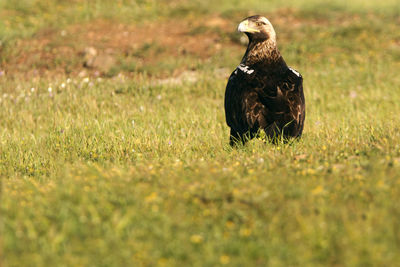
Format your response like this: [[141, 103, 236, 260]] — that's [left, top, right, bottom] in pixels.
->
[[224, 15, 305, 146]]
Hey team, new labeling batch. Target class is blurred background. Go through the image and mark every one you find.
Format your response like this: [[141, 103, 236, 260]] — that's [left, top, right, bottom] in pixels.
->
[[1, 0, 399, 79]]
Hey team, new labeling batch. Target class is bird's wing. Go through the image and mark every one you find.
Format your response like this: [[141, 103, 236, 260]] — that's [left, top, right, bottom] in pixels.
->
[[225, 68, 260, 129], [286, 67, 306, 136], [224, 70, 239, 128], [243, 91, 269, 130], [257, 67, 303, 109], [255, 67, 305, 135], [285, 67, 305, 126]]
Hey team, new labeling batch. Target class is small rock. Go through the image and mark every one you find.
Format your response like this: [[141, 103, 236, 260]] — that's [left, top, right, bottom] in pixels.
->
[[83, 47, 116, 73], [240, 35, 248, 45]]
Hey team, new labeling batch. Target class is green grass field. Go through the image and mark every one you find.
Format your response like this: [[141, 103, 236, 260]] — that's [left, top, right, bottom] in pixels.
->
[[1, 0, 400, 266]]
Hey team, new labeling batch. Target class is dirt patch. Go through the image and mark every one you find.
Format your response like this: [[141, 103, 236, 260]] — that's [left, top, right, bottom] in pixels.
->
[[2, 9, 355, 79], [2, 16, 238, 78]]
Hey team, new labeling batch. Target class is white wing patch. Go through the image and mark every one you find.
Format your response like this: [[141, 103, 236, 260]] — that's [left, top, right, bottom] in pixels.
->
[[289, 67, 301, 77], [237, 64, 255, 75]]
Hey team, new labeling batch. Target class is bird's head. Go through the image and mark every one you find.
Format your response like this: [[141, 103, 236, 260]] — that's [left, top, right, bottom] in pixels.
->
[[238, 15, 276, 43]]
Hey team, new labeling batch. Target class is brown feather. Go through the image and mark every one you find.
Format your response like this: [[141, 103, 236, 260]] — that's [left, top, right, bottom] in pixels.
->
[[224, 16, 305, 145]]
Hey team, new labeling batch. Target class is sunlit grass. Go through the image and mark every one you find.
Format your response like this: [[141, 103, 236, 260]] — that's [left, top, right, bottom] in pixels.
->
[[1, 0, 400, 266]]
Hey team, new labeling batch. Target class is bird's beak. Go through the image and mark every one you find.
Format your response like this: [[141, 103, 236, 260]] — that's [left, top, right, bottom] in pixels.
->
[[238, 19, 260, 33]]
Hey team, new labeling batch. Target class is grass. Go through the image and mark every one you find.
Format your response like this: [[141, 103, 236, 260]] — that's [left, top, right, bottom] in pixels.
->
[[1, 0, 400, 266]]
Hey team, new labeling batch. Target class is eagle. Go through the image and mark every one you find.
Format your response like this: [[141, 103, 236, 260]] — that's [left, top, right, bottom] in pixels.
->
[[224, 15, 305, 146]]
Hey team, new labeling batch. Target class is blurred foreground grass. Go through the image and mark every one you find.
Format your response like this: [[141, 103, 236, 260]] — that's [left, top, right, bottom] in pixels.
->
[[1, 0, 400, 266]]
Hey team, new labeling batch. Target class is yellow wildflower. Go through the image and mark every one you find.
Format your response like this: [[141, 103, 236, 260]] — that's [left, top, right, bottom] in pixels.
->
[[239, 228, 252, 237], [190, 234, 203, 244], [220, 255, 230, 265], [311, 185, 324, 195], [145, 192, 158, 203]]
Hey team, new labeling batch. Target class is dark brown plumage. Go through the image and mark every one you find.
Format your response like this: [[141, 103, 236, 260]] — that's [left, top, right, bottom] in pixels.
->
[[224, 15, 305, 145]]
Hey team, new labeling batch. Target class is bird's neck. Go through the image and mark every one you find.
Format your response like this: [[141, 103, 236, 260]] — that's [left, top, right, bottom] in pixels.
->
[[241, 39, 287, 72]]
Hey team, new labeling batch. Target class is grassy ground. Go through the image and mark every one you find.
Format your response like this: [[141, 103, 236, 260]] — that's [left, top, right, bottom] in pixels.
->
[[1, 0, 400, 266]]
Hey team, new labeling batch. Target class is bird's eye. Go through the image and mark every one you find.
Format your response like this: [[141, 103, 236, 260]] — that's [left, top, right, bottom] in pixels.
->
[[256, 22, 265, 26]]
